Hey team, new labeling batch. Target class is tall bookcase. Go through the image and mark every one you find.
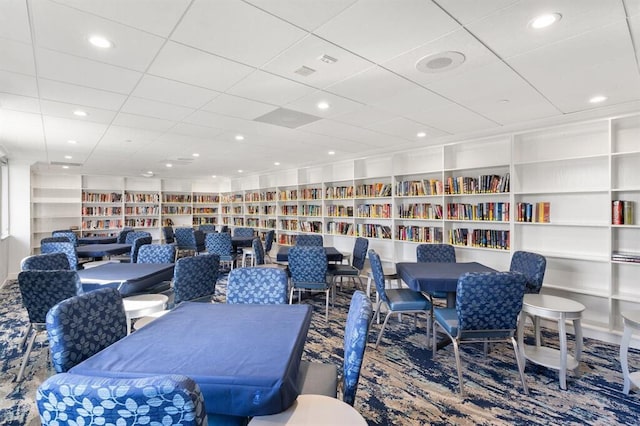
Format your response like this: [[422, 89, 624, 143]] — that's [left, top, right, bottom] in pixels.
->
[[81, 175, 124, 237]]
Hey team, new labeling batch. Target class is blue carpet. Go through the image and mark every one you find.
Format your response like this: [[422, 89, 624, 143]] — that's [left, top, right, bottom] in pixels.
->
[[2, 279, 640, 425]]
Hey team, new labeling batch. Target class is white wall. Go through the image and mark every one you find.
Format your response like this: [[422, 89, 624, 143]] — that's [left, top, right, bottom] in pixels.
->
[[8, 161, 31, 280]]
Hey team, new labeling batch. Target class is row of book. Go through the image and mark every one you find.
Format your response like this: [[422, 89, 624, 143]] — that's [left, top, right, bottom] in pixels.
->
[[82, 192, 123, 203], [299, 188, 323, 200], [193, 208, 217, 214], [124, 218, 158, 227], [446, 202, 509, 222], [300, 205, 323, 216], [125, 193, 160, 203], [326, 186, 354, 199], [356, 204, 392, 219], [299, 221, 323, 233], [281, 206, 299, 215], [279, 219, 299, 231], [355, 224, 392, 239], [396, 179, 443, 197], [355, 183, 392, 198], [233, 218, 244, 225], [193, 218, 217, 225], [516, 202, 550, 223], [326, 221, 354, 236], [326, 205, 354, 217], [279, 190, 298, 201], [444, 173, 510, 195], [611, 251, 640, 263], [82, 219, 123, 230], [162, 206, 192, 215], [612, 200, 634, 225], [448, 228, 510, 250], [125, 207, 159, 215], [82, 207, 122, 216], [396, 226, 444, 243], [193, 195, 219, 203], [163, 195, 192, 203], [397, 203, 444, 220], [246, 218, 259, 227]]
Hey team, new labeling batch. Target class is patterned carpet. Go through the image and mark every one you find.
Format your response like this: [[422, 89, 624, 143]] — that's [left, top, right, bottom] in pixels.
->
[[2, 278, 640, 425]]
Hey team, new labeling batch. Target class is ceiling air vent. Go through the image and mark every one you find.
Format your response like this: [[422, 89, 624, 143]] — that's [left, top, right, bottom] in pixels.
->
[[50, 161, 82, 167], [294, 66, 316, 77]]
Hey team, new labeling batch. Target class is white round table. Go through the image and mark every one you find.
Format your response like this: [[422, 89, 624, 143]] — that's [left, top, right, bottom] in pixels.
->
[[517, 294, 585, 390], [248, 394, 367, 426], [122, 294, 168, 334], [620, 310, 640, 394]]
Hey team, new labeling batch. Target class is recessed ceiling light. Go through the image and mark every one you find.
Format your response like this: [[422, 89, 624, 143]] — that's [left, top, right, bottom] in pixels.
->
[[274, 162, 280, 166], [238, 169, 243, 173], [62, 165, 69, 169], [192, 153, 200, 157], [235, 135, 244, 141], [89, 35, 113, 49], [147, 171, 153, 174], [416, 132, 427, 138], [73, 110, 87, 117], [317, 101, 330, 110], [211, 175, 217, 178], [589, 95, 607, 104], [166, 163, 173, 168], [416, 51, 465, 74], [328, 151, 335, 155], [529, 13, 562, 29], [498, 99, 510, 104], [67, 139, 77, 144], [64, 155, 72, 159]]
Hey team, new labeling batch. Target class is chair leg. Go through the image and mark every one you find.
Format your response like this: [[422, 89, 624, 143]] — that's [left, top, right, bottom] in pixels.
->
[[325, 288, 330, 322], [289, 287, 294, 305], [511, 336, 530, 396], [16, 329, 38, 382], [375, 311, 393, 349], [451, 339, 465, 396], [432, 319, 438, 358], [18, 323, 32, 350]]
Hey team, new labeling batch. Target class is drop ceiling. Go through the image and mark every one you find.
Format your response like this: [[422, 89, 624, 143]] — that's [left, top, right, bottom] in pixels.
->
[[0, 0, 639, 181]]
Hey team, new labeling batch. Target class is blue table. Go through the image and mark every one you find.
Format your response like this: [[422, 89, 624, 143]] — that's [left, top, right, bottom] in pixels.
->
[[77, 236, 118, 245], [70, 302, 313, 419], [76, 243, 131, 258], [276, 246, 344, 263], [78, 263, 174, 296], [232, 236, 255, 248]]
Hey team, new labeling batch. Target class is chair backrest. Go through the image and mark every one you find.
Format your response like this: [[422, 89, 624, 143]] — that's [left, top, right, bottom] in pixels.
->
[[252, 237, 265, 265], [173, 254, 220, 305], [198, 224, 216, 233], [40, 237, 79, 271], [21, 253, 71, 271], [130, 235, 152, 263], [194, 229, 205, 252], [17, 270, 83, 324], [137, 244, 175, 264], [116, 227, 134, 244], [295, 234, 323, 246], [342, 290, 373, 406], [227, 267, 288, 304], [264, 229, 275, 252], [46, 287, 127, 373], [233, 227, 255, 238], [368, 249, 389, 304], [416, 243, 456, 263], [289, 246, 327, 284], [52, 230, 78, 247], [352, 237, 369, 270], [36, 373, 208, 426], [174, 227, 196, 249], [205, 232, 233, 258], [162, 226, 175, 244], [220, 225, 229, 233], [456, 272, 526, 337], [510, 251, 547, 294], [125, 231, 151, 245]]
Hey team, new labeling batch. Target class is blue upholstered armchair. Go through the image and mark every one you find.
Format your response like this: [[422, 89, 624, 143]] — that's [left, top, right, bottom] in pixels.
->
[[117, 227, 134, 244], [137, 244, 176, 264], [16, 270, 83, 381], [233, 227, 255, 238], [510, 250, 546, 294], [173, 254, 220, 305], [130, 235, 152, 263], [174, 227, 206, 257], [52, 230, 78, 246], [40, 237, 80, 270], [288, 246, 330, 321], [295, 234, 323, 246], [46, 287, 127, 373], [432, 271, 529, 396], [205, 232, 237, 271], [198, 224, 216, 233], [227, 267, 288, 304], [264, 229, 275, 263], [328, 237, 368, 291], [36, 373, 208, 426], [369, 249, 432, 349], [162, 226, 175, 244], [20, 252, 71, 271], [416, 243, 456, 300]]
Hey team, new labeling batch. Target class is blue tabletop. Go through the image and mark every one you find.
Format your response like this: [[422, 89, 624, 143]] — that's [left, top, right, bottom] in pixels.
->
[[276, 246, 344, 263], [78, 263, 174, 296], [70, 302, 313, 418], [77, 236, 118, 245], [232, 236, 254, 248], [76, 243, 131, 258], [397, 262, 496, 293]]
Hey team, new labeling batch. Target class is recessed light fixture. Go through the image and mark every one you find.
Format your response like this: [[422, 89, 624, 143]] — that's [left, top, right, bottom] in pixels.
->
[[67, 139, 77, 144], [317, 101, 330, 110], [529, 13, 562, 29], [238, 169, 243, 173], [328, 150, 335, 155], [416, 132, 427, 138], [147, 171, 153, 174], [89, 35, 113, 49], [192, 153, 200, 157], [416, 51, 465, 74], [73, 110, 88, 117], [589, 95, 607, 104], [62, 165, 69, 169], [64, 155, 72, 159], [498, 99, 510, 104], [166, 163, 173, 168], [274, 162, 280, 166], [235, 135, 244, 141], [211, 175, 217, 178]]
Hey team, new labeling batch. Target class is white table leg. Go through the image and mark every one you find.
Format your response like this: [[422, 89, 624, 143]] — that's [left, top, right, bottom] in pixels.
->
[[558, 318, 568, 390], [621, 324, 633, 395]]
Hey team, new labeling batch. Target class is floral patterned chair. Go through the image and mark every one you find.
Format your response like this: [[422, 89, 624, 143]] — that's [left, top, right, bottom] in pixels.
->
[[294, 234, 323, 246], [20, 252, 71, 271], [288, 246, 330, 321], [40, 237, 80, 270], [227, 267, 288, 304], [137, 244, 176, 264], [416, 243, 456, 301]]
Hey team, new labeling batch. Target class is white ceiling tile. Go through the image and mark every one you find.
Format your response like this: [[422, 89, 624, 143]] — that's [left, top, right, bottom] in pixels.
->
[[0, 110, 44, 152], [112, 112, 176, 132], [0, 70, 38, 97], [0, 93, 40, 113], [383, 29, 501, 86], [148, 41, 254, 92], [367, 117, 447, 141], [0, 38, 35, 75], [132, 75, 219, 109], [299, 118, 407, 148], [201, 94, 277, 120], [315, 0, 460, 63], [172, 0, 306, 67], [507, 22, 640, 113], [627, 0, 640, 17], [244, 0, 357, 31], [31, 0, 165, 72], [263, 34, 373, 88], [331, 106, 398, 127], [40, 100, 117, 124], [285, 90, 362, 118], [41, 116, 107, 147], [435, 0, 521, 25], [227, 70, 315, 105], [121, 97, 195, 121], [0, 0, 31, 43], [467, 0, 628, 58], [53, 0, 190, 37], [371, 85, 452, 116], [170, 123, 226, 140], [407, 103, 499, 134], [327, 66, 418, 104], [99, 125, 165, 146], [36, 48, 142, 94], [39, 79, 126, 111]]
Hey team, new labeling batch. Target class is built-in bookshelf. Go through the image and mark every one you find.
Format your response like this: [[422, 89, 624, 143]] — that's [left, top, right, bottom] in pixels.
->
[[192, 193, 219, 226]]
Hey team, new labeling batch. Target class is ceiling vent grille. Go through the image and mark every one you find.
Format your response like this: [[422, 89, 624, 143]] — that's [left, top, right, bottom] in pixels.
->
[[294, 66, 316, 77]]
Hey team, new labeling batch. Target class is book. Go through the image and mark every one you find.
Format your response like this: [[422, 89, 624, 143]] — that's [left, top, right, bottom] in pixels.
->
[[623, 201, 634, 225], [612, 200, 624, 225]]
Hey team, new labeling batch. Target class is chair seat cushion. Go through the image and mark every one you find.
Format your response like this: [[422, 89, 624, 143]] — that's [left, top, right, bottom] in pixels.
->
[[327, 264, 359, 276], [386, 289, 431, 311], [434, 308, 458, 336], [293, 282, 329, 290], [297, 361, 338, 398], [427, 290, 448, 299]]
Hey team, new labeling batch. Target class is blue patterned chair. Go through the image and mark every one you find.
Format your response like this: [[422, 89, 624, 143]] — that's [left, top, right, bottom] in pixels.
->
[[264, 229, 275, 263], [289, 246, 330, 321], [205, 232, 237, 272], [137, 244, 176, 264], [162, 225, 175, 244], [295, 234, 323, 246], [327, 237, 368, 291], [130, 235, 153, 263], [116, 227, 134, 244], [174, 227, 206, 258], [198, 224, 216, 233], [416, 243, 456, 301], [173, 254, 220, 305], [46, 287, 127, 373], [125, 230, 152, 245], [36, 373, 208, 426], [233, 227, 255, 238], [20, 252, 70, 271], [40, 237, 80, 270], [227, 267, 288, 304], [510, 251, 546, 294], [369, 249, 432, 349], [432, 271, 529, 396], [52, 230, 78, 246], [252, 237, 265, 266], [16, 270, 83, 381]]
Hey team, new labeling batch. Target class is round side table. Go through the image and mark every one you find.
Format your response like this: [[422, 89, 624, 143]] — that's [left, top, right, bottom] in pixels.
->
[[517, 294, 585, 390], [122, 294, 168, 334], [620, 310, 640, 395], [248, 394, 367, 426]]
